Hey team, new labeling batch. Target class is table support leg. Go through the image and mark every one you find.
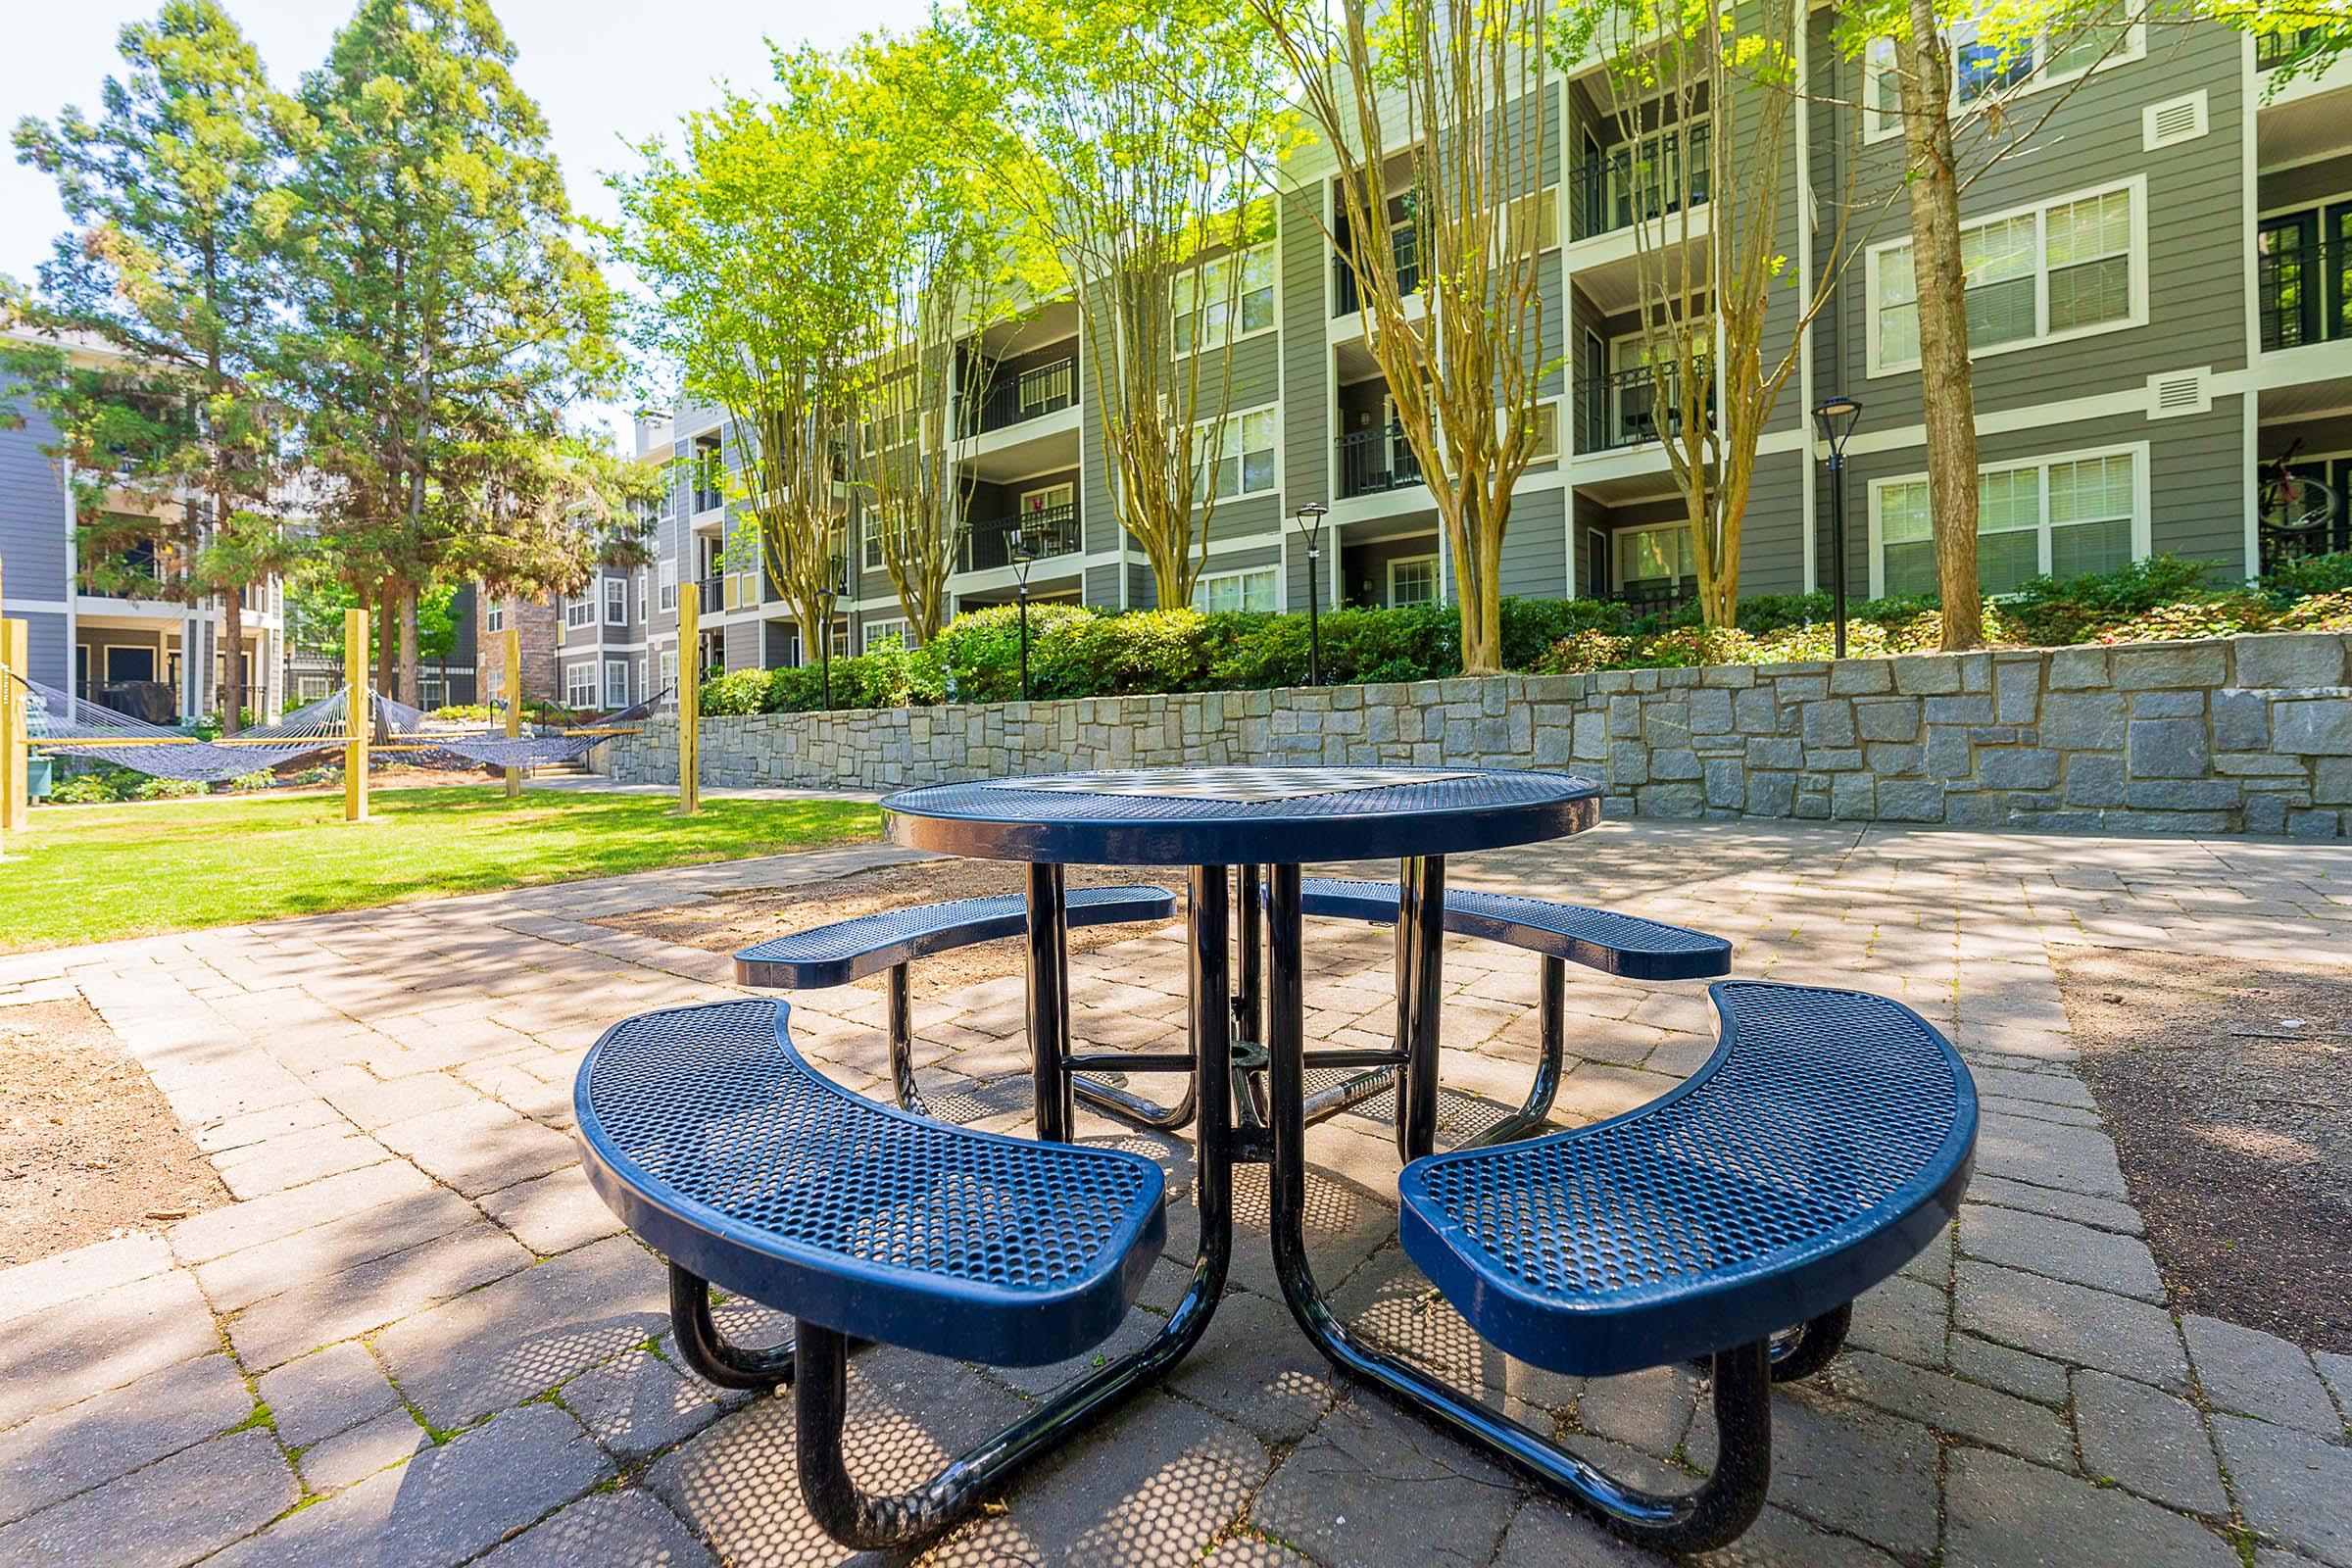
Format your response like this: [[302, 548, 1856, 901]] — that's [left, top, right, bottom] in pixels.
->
[[1457, 954, 1566, 1150], [1263, 860, 1771, 1555], [885, 962, 930, 1119], [793, 862, 1238, 1552], [1394, 855, 1446, 1162], [1026, 861, 1074, 1142]]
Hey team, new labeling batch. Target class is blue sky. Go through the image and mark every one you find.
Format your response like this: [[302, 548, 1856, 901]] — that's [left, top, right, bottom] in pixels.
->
[[3, 0, 932, 440]]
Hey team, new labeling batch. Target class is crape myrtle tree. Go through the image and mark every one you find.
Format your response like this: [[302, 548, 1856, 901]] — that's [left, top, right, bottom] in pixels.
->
[[1838, 0, 2350, 651], [1553, 0, 1874, 630], [281, 0, 626, 704], [6, 0, 307, 731], [607, 49, 901, 673], [1251, 0, 1553, 674], [943, 0, 1298, 612]]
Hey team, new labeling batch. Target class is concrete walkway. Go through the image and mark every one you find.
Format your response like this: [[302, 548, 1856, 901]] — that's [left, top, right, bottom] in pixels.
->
[[0, 821, 2347, 1567]]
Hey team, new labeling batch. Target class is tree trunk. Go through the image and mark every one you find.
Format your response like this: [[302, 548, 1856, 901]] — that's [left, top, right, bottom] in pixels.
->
[[220, 591, 245, 735], [1895, 1, 1984, 651], [374, 586, 397, 697], [398, 584, 420, 709]]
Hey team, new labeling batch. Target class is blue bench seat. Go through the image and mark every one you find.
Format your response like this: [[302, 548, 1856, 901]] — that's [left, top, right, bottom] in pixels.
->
[[733, 885, 1177, 988], [1295, 877, 1731, 980], [1398, 980, 1976, 1378], [575, 998, 1166, 1367]]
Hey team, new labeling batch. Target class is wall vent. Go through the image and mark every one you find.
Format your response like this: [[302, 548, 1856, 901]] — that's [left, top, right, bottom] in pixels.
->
[[2143, 91, 2208, 151], [2146, 368, 2212, 419]]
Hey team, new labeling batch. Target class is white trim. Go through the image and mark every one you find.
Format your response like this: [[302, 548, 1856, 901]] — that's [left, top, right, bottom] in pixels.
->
[[1865, 438, 2153, 599], [1191, 400, 1282, 503], [1387, 553, 1441, 608], [1172, 240, 1278, 362], [2141, 90, 2208, 152], [1865, 174, 2148, 378], [603, 575, 628, 627], [1863, 19, 2146, 147]]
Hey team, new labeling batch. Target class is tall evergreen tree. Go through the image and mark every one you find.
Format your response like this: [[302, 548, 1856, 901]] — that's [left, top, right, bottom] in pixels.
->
[[7, 0, 304, 731], [280, 0, 624, 704]]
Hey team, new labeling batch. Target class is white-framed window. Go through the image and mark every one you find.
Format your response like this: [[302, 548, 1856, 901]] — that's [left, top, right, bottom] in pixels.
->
[[1502, 185, 1561, 256], [658, 559, 678, 612], [1864, 13, 2143, 143], [861, 507, 887, 571], [1193, 405, 1279, 501], [604, 575, 627, 626], [564, 592, 595, 631], [605, 660, 630, 710], [1388, 555, 1440, 607], [862, 617, 910, 653], [296, 673, 331, 701], [1867, 177, 2141, 375], [659, 647, 677, 705], [635, 656, 647, 702], [1173, 243, 1276, 357], [1614, 522, 1696, 587], [1503, 401, 1562, 462], [564, 662, 597, 710], [635, 570, 647, 622], [485, 598, 506, 634], [1193, 565, 1279, 613], [1870, 442, 2148, 599]]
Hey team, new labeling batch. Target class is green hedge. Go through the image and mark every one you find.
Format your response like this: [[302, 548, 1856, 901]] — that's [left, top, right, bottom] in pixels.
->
[[698, 554, 2352, 715]]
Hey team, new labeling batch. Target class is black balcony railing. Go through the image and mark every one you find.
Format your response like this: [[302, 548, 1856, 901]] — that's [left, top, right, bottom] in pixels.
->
[[2258, 234, 2350, 351], [1584, 361, 1713, 453], [1568, 122, 1712, 243], [1336, 424, 1424, 499], [696, 576, 724, 614], [961, 503, 1079, 573], [1609, 578, 1698, 619], [2256, 27, 2323, 72], [960, 356, 1078, 437], [1332, 223, 1424, 317]]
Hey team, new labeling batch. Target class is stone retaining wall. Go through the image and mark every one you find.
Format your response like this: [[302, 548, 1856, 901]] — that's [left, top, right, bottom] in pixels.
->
[[597, 631, 2352, 837]]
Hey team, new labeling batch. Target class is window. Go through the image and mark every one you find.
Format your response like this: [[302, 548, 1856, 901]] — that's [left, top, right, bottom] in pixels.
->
[[862, 509, 886, 571], [1865, 14, 2140, 141], [1954, 20, 2035, 104], [485, 599, 506, 634], [1614, 523, 1696, 587], [636, 656, 648, 703], [1389, 555, 1439, 607], [1193, 406, 1279, 500], [1869, 179, 2139, 374], [1174, 244, 1276, 356], [1503, 186, 1560, 255], [635, 571, 647, 622], [605, 661, 630, 710], [1864, 38, 1901, 141], [862, 617, 910, 653], [564, 662, 597, 710], [1504, 402, 1561, 462], [659, 648, 677, 704], [296, 674, 331, 701], [1193, 566, 1278, 613], [564, 594, 595, 631], [1873, 444, 2144, 598], [604, 576, 627, 626], [658, 559, 678, 612]]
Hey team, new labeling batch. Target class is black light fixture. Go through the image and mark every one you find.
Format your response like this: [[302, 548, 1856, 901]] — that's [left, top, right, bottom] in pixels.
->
[[1291, 501, 1330, 685], [1812, 395, 1864, 661]]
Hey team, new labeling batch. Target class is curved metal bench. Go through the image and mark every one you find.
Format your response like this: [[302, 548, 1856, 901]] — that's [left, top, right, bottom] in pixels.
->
[[575, 997, 1221, 1549], [1374, 980, 1975, 1550], [732, 885, 1179, 1122], [1278, 877, 1733, 1148]]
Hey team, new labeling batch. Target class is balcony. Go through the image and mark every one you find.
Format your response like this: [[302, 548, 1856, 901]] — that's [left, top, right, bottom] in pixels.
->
[[2258, 233, 2350, 351], [1332, 224, 1423, 317], [1583, 361, 1713, 454], [1336, 424, 1424, 499], [960, 356, 1077, 438], [1567, 122, 1711, 243], [2258, 28, 2324, 73], [960, 503, 1078, 574]]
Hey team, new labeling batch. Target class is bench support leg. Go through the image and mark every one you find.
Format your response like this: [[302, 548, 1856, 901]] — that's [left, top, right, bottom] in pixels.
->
[[884, 962, 930, 1119], [1769, 1303, 1852, 1382], [666, 1266, 795, 1392], [1458, 954, 1568, 1150], [793, 864, 1240, 1552], [1266, 862, 1772, 1554], [1025, 862, 1075, 1142]]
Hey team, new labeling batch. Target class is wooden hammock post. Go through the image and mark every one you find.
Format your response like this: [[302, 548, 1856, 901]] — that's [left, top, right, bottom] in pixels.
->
[[343, 608, 369, 823], [502, 626, 522, 801], [1, 616, 26, 840], [675, 585, 700, 816]]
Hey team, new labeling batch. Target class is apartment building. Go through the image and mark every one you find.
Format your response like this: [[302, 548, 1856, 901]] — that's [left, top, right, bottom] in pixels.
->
[[628, 18, 2352, 682], [1, 339, 286, 723]]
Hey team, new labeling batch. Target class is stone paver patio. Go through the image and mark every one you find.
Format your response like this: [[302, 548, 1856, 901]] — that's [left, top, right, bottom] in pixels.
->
[[2, 821, 2349, 1567]]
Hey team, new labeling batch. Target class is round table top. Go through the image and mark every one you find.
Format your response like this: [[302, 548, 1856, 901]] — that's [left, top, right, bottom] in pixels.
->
[[881, 765, 1604, 865]]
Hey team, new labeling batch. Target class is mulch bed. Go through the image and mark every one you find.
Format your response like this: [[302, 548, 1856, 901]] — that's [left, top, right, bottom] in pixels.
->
[[0, 1000, 228, 1266], [2055, 949, 2352, 1352]]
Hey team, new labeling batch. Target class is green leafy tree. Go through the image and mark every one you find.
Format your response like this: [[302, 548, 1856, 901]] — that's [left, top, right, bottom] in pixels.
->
[[280, 0, 625, 704], [6, 0, 306, 730]]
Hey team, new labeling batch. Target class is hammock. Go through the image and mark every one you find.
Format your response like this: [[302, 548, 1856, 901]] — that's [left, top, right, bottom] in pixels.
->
[[15, 677, 355, 783], [371, 691, 665, 771]]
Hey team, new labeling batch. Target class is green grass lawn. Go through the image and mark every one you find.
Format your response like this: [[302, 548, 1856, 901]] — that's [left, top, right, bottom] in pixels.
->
[[0, 786, 883, 952]]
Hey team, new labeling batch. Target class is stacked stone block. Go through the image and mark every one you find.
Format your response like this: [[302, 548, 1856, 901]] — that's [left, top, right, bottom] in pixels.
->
[[597, 630, 2352, 838]]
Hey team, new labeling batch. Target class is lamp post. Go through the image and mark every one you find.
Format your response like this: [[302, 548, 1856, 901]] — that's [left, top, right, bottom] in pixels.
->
[[1291, 502, 1329, 685], [1008, 522, 1041, 702], [1812, 395, 1864, 661]]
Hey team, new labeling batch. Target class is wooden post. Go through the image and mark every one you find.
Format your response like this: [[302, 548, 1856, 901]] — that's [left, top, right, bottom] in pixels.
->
[[0, 617, 26, 840], [502, 625, 522, 800], [675, 587, 700, 816], [343, 607, 369, 823]]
